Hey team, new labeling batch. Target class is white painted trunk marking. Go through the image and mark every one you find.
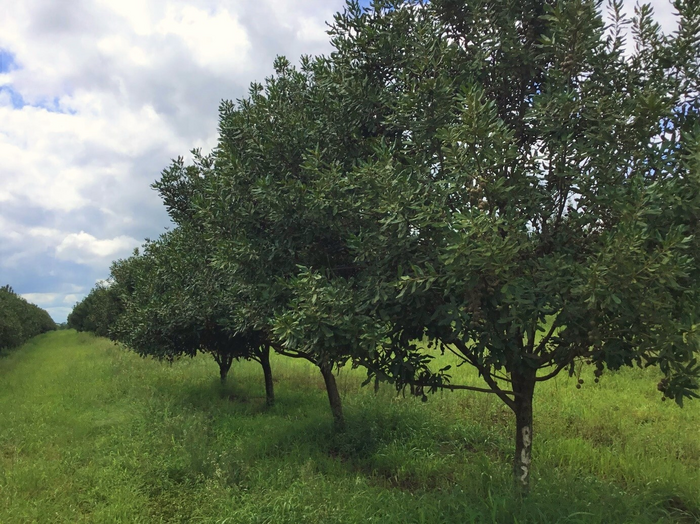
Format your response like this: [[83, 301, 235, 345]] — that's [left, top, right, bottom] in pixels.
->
[[519, 425, 532, 484]]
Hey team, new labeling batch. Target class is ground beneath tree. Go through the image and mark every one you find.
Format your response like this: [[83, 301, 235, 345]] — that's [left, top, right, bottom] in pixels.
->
[[0, 331, 698, 523]]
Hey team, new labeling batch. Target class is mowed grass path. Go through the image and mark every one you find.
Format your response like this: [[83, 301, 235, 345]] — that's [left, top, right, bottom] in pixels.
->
[[0, 331, 698, 523]]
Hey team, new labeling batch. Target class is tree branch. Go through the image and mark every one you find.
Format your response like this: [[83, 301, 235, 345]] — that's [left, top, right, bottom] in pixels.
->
[[444, 343, 512, 382], [270, 343, 316, 363], [451, 339, 517, 410], [534, 318, 560, 356], [535, 347, 596, 382], [535, 363, 567, 382], [412, 381, 514, 395]]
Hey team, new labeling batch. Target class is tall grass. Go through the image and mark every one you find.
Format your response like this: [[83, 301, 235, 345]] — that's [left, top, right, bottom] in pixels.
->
[[1, 331, 698, 523]]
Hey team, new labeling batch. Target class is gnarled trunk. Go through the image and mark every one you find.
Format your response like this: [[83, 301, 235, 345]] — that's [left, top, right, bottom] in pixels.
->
[[511, 368, 536, 495], [319, 361, 344, 430], [260, 344, 275, 406]]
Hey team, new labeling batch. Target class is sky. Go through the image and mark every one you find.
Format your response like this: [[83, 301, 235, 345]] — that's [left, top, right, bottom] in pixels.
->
[[0, 0, 679, 323]]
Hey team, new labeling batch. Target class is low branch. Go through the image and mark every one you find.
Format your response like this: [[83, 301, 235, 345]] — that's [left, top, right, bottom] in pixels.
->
[[451, 339, 517, 411], [413, 380, 514, 396], [443, 343, 510, 381], [535, 348, 596, 382], [535, 363, 567, 382], [271, 344, 315, 363]]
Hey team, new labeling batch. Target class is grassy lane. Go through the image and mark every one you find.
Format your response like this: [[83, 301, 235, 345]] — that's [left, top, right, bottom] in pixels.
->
[[0, 331, 698, 523]]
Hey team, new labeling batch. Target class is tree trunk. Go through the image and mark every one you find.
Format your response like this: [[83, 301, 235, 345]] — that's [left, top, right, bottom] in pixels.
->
[[215, 353, 233, 384], [319, 361, 345, 430], [511, 368, 536, 495], [260, 345, 275, 406]]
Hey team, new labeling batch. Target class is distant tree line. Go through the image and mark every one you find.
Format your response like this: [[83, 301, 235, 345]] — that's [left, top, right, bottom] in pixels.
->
[[68, 0, 699, 493], [67, 284, 121, 339], [0, 285, 57, 352]]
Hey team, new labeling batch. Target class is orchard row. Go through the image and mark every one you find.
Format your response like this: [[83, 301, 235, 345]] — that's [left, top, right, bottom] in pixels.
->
[[0, 286, 56, 352], [68, 0, 700, 493]]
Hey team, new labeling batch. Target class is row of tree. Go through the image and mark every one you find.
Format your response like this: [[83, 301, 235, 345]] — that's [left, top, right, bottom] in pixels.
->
[[69, 0, 699, 492], [0, 285, 56, 351], [67, 285, 121, 339]]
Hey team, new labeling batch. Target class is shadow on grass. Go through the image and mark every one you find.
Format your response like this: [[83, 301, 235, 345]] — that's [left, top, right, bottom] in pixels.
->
[[128, 361, 700, 523]]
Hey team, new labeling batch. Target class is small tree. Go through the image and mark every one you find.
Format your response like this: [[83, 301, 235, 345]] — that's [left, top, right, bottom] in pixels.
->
[[108, 226, 276, 404], [153, 154, 277, 402], [189, 58, 392, 428]]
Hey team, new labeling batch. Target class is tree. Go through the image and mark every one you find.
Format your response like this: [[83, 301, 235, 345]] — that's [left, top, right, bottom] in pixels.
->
[[187, 52, 399, 429], [114, 0, 699, 491], [153, 153, 277, 402], [107, 227, 276, 405], [0, 305, 24, 351], [304, 0, 699, 493], [196, 0, 699, 491], [67, 284, 121, 337], [0, 286, 56, 350]]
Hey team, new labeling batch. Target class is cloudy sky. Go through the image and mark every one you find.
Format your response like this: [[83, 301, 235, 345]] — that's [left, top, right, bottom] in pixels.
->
[[0, 0, 679, 322]]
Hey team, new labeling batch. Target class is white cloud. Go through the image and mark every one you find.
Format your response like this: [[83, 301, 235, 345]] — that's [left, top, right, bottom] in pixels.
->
[[20, 293, 79, 324], [55, 231, 140, 266], [21, 292, 60, 304], [296, 16, 332, 43], [156, 6, 252, 71], [63, 294, 79, 304], [97, 0, 157, 36], [97, 35, 152, 67], [0, 215, 57, 268], [28, 227, 63, 239], [46, 306, 74, 322], [0, 96, 188, 213]]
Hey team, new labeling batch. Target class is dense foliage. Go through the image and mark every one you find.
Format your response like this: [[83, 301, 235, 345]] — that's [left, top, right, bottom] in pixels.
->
[[68, 242, 275, 403], [0, 285, 56, 351], [108, 229, 275, 403], [67, 284, 121, 338], [69, 0, 699, 492]]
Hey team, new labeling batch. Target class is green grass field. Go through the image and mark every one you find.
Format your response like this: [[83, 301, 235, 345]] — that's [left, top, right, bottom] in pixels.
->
[[0, 331, 698, 523]]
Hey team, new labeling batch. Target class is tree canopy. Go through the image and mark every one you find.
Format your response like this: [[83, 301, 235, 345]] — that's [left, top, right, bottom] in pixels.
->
[[0, 285, 56, 351], [67, 284, 121, 338], [199, 0, 699, 490], [68, 0, 699, 492], [106, 227, 275, 403]]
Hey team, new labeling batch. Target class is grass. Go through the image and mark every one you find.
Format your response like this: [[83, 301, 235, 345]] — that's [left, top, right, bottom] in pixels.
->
[[0, 330, 698, 523]]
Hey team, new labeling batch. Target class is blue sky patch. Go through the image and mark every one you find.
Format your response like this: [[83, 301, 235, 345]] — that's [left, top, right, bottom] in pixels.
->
[[0, 49, 25, 108], [0, 49, 18, 73], [0, 49, 72, 113], [0, 85, 26, 109], [37, 96, 77, 115]]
